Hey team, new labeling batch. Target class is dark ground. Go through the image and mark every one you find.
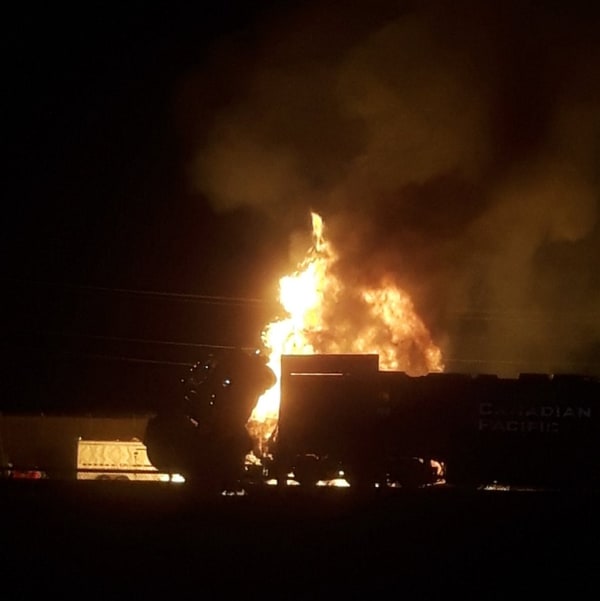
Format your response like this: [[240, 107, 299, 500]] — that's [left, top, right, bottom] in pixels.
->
[[1, 481, 598, 599]]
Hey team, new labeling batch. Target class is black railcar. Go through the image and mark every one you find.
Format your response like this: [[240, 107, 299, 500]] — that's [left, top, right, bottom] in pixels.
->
[[271, 354, 600, 489]]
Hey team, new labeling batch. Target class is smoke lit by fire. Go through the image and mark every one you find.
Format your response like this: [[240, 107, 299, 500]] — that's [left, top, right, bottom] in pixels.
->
[[247, 212, 443, 444], [184, 1, 600, 379]]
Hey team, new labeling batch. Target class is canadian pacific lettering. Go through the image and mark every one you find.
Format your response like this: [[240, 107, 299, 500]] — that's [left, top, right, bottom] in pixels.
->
[[478, 401, 592, 433], [478, 418, 559, 433]]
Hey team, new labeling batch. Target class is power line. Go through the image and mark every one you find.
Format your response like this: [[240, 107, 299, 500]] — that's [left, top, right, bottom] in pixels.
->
[[445, 358, 600, 374], [60, 352, 195, 367], [4, 341, 263, 365], [8, 279, 270, 306], [452, 312, 599, 323], [3, 347, 194, 367], [6, 329, 262, 352]]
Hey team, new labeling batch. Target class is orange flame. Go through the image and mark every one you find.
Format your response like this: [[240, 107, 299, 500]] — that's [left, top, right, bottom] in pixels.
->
[[247, 212, 443, 445]]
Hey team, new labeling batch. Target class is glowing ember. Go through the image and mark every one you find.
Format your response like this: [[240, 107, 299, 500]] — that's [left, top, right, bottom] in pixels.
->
[[246, 212, 443, 446]]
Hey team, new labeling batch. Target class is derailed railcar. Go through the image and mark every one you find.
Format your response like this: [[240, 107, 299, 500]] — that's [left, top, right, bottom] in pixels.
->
[[272, 355, 600, 490]]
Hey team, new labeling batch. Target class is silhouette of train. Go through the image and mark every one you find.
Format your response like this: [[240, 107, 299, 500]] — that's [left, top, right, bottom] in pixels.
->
[[144, 350, 599, 490], [269, 354, 599, 490]]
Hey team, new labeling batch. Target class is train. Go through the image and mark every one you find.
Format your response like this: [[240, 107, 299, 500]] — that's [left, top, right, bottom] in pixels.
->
[[270, 354, 600, 489], [2, 348, 597, 491], [142, 350, 599, 491]]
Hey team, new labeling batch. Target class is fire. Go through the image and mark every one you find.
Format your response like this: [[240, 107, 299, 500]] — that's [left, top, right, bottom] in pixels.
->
[[247, 212, 443, 445]]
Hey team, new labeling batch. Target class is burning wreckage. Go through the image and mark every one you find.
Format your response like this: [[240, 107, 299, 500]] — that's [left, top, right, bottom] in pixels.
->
[[145, 213, 599, 492], [143, 349, 600, 492]]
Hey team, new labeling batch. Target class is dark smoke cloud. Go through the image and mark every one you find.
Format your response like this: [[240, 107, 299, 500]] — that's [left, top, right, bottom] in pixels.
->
[[178, 0, 600, 376]]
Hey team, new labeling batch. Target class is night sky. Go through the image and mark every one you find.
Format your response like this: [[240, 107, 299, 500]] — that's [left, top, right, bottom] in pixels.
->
[[3, 1, 600, 413]]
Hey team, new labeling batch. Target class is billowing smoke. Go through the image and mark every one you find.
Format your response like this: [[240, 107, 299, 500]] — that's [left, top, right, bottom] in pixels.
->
[[178, 0, 600, 376]]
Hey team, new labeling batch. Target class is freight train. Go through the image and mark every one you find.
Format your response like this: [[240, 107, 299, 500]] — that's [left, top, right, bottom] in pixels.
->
[[270, 354, 600, 490], [144, 350, 599, 491]]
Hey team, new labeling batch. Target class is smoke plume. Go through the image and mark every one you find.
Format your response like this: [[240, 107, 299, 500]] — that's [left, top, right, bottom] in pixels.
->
[[178, 0, 600, 376]]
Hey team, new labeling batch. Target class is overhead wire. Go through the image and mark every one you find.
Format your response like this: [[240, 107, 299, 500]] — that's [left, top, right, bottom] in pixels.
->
[[5, 329, 261, 351], [6, 280, 598, 372], [7, 279, 270, 306]]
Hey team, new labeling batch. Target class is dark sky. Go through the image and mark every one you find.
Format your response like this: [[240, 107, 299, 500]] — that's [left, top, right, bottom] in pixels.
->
[[4, 2, 291, 411], [6, 2, 291, 293], [3, 1, 600, 413]]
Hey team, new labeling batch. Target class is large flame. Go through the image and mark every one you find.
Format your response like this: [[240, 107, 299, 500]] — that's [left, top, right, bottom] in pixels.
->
[[247, 212, 443, 445]]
